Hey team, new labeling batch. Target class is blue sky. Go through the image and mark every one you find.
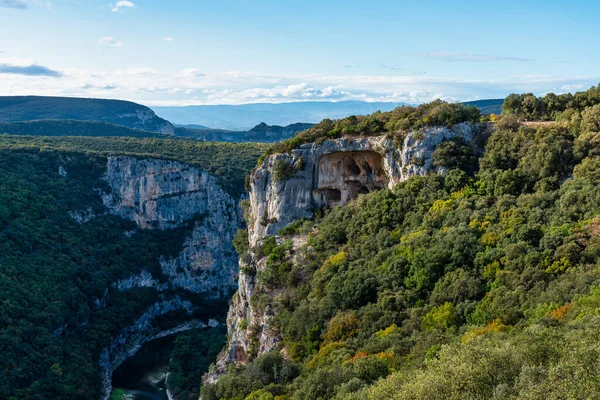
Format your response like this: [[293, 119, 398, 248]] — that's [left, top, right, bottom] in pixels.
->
[[0, 0, 598, 105]]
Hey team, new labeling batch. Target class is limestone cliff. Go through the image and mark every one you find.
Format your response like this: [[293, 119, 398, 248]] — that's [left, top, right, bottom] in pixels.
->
[[99, 156, 240, 398], [102, 156, 240, 296], [249, 122, 476, 246], [248, 135, 403, 246], [209, 123, 479, 379]]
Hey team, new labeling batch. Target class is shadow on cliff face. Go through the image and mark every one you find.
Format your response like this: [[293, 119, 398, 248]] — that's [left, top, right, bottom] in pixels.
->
[[313, 150, 388, 207], [111, 335, 175, 400]]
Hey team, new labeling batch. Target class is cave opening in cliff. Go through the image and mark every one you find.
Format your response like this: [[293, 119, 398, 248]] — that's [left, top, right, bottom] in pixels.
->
[[315, 188, 342, 205], [313, 151, 388, 207]]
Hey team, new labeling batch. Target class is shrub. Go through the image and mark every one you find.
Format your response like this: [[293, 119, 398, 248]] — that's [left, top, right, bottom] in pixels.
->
[[273, 159, 297, 181], [422, 303, 457, 332]]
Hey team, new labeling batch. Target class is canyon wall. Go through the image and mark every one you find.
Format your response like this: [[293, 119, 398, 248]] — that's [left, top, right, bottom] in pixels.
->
[[98, 156, 240, 398], [209, 122, 479, 380]]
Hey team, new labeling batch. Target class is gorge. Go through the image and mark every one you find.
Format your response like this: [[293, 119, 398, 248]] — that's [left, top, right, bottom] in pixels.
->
[[4, 91, 600, 400], [93, 121, 482, 398], [96, 156, 239, 399]]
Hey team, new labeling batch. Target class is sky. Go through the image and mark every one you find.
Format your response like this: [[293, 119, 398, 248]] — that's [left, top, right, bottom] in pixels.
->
[[0, 0, 599, 106]]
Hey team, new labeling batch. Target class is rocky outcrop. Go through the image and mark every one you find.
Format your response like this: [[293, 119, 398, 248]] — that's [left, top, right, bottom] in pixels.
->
[[248, 135, 403, 246], [103, 156, 234, 229], [400, 122, 475, 179], [209, 123, 479, 380], [248, 123, 475, 246], [102, 156, 240, 296], [99, 156, 240, 398], [117, 109, 175, 135]]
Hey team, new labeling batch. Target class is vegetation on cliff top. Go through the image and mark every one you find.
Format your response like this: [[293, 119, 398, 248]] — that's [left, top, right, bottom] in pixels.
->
[[203, 95, 600, 399], [0, 135, 267, 198], [257, 100, 482, 162], [502, 83, 600, 121]]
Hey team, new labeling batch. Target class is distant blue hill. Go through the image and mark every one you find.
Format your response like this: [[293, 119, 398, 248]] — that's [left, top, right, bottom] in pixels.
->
[[0, 96, 175, 135], [153, 101, 405, 130], [175, 122, 314, 143]]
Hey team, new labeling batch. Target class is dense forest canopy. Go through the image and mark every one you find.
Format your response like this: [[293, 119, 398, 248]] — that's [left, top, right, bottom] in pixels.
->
[[0, 119, 163, 138], [0, 135, 267, 198], [202, 93, 600, 400], [501, 83, 600, 121], [0, 136, 263, 400]]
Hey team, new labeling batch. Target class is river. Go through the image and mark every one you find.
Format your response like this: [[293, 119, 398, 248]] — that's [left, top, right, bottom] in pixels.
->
[[111, 334, 178, 400]]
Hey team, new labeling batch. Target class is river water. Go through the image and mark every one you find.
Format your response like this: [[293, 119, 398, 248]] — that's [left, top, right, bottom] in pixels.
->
[[111, 334, 178, 400]]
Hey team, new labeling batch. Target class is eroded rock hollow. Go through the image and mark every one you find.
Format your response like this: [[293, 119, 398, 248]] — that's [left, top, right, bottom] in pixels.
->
[[313, 150, 389, 207]]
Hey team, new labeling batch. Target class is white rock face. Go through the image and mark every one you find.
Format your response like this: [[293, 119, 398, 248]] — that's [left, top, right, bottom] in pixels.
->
[[400, 122, 474, 180], [248, 136, 403, 246], [159, 211, 239, 297], [209, 123, 479, 381], [117, 109, 175, 135], [113, 270, 164, 291], [58, 165, 68, 177], [102, 156, 240, 296], [103, 156, 230, 229], [68, 207, 99, 224], [248, 124, 475, 246], [99, 156, 240, 397], [205, 238, 290, 384]]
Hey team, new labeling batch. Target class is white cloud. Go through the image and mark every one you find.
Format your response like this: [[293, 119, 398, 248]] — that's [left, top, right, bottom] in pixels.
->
[[0, 61, 596, 106], [560, 83, 586, 92], [113, 67, 157, 76], [181, 68, 205, 79], [162, 37, 174, 43], [98, 37, 124, 48], [412, 52, 533, 63], [110, 0, 134, 12]]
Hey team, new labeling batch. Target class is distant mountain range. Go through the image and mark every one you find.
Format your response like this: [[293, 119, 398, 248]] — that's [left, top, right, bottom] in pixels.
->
[[175, 122, 314, 143], [0, 96, 175, 135], [0, 97, 506, 143], [0, 117, 311, 144], [153, 99, 504, 130], [153, 101, 406, 130]]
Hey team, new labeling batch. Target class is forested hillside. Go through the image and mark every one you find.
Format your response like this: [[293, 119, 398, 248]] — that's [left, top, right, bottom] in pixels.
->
[[462, 99, 503, 115], [0, 96, 174, 134], [0, 137, 263, 400], [0, 119, 162, 138], [202, 91, 600, 400], [0, 135, 267, 198]]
